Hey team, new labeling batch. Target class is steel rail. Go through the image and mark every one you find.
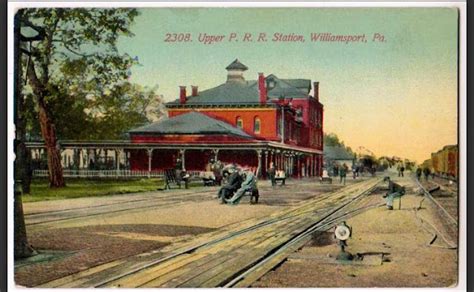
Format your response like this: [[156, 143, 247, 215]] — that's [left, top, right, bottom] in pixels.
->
[[25, 188, 216, 216], [413, 177, 457, 227], [222, 179, 382, 287], [26, 189, 218, 226], [90, 179, 381, 288]]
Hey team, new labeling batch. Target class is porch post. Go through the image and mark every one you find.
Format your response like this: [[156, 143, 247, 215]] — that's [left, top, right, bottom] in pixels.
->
[[264, 150, 268, 176], [296, 154, 301, 178], [315, 155, 318, 176], [320, 155, 323, 176], [256, 149, 262, 177], [275, 151, 279, 169], [212, 149, 219, 161], [180, 149, 186, 170], [316, 155, 319, 176], [289, 154, 293, 176], [278, 152, 282, 170], [115, 148, 123, 175], [125, 150, 131, 169], [147, 148, 153, 177], [306, 155, 312, 177]]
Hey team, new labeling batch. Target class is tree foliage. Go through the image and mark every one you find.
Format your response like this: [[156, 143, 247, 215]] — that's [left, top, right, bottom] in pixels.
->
[[18, 8, 142, 186], [323, 132, 355, 157], [323, 133, 343, 147], [24, 82, 164, 140]]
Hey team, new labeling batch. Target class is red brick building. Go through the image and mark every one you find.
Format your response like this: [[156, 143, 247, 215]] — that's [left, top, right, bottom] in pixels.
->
[[128, 59, 324, 178]]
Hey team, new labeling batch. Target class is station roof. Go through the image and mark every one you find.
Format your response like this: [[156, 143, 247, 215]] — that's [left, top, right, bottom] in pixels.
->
[[128, 111, 254, 139], [167, 75, 312, 106], [260, 74, 311, 98]]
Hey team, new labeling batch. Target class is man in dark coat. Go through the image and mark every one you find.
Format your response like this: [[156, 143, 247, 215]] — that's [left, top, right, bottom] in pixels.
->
[[267, 162, 276, 187], [218, 169, 243, 203], [383, 177, 405, 210], [423, 167, 431, 181], [416, 167, 422, 181], [339, 164, 348, 185]]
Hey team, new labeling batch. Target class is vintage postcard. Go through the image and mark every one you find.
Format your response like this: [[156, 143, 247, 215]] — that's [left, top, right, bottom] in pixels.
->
[[9, 2, 465, 289]]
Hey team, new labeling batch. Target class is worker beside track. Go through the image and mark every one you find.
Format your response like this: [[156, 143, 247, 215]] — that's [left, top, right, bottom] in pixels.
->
[[383, 177, 405, 210]]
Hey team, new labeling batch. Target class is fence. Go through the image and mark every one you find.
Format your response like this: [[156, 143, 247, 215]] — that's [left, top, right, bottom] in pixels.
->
[[32, 169, 203, 179]]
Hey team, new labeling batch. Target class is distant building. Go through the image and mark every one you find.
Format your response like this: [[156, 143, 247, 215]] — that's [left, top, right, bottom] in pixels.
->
[[323, 145, 355, 169]]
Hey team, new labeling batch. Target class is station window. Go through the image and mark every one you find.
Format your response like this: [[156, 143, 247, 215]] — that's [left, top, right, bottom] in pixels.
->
[[236, 116, 243, 129], [254, 117, 261, 134]]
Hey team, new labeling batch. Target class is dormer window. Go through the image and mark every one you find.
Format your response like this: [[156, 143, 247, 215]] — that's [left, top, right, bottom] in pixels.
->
[[267, 78, 276, 89]]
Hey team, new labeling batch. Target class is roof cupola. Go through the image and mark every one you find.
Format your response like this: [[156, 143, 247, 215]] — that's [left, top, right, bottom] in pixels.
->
[[226, 59, 248, 83]]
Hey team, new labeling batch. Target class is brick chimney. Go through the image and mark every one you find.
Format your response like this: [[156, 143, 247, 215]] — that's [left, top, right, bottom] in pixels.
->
[[179, 86, 187, 104], [191, 85, 198, 97], [313, 81, 319, 101], [258, 73, 267, 104]]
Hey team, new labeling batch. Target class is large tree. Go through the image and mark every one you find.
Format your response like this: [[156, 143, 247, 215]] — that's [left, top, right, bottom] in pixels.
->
[[17, 8, 139, 187], [14, 11, 35, 259], [24, 81, 164, 141]]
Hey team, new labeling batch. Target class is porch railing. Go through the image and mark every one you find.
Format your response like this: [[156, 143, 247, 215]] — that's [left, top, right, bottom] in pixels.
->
[[32, 169, 202, 179]]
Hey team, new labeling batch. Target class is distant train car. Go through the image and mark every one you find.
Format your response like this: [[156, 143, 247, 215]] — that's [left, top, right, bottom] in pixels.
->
[[431, 145, 458, 179]]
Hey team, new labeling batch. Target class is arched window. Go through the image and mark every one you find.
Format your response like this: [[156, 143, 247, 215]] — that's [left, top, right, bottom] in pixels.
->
[[254, 117, 261, 134], [236, 116, 243, 129]]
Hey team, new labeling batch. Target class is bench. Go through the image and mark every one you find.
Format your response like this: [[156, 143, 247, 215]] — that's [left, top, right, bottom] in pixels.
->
[[320, 177, 333, 184], [273, 170, 286, 186], [164, 169, 189, 189], [275, 177, 286, 185], [319, 170, 332, 184]]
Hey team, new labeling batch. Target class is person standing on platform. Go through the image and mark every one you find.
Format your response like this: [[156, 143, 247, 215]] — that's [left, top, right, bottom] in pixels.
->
[[339, 163, 348, 185], [333, 163, 339, 177], [416, 167, 422, 181], [268, 162, 276, 187], [423, 167, 431, 181]]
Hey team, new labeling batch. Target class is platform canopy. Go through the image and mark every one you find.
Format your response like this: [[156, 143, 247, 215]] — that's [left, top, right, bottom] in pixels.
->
[[129, 111, 253, 139]]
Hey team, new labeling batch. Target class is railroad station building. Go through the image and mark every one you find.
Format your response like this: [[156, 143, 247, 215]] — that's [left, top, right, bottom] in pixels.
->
[[127, 59, 324, 178], [28, 59, 325, 178]]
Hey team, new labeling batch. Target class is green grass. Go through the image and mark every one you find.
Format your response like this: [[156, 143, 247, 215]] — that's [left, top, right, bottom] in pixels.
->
[[22, 178, 166, 203]]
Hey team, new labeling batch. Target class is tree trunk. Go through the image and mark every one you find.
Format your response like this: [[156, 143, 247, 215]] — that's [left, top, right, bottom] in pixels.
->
[[38, 100, 65, 188], [14, 186, 35, 259], [14, 11, 35, 259], [22, 12, 65, 188], [19, 143, 32, 194]]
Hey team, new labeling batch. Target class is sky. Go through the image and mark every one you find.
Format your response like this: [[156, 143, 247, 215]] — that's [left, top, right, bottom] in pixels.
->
[[117, 8, 458, 163]]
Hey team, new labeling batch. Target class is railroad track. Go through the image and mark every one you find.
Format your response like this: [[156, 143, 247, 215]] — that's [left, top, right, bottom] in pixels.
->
[[25, 180, 344, 228], [38, 177, 384, 288], [25, 189, 219, 227], [413, 177, 458, 247]]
